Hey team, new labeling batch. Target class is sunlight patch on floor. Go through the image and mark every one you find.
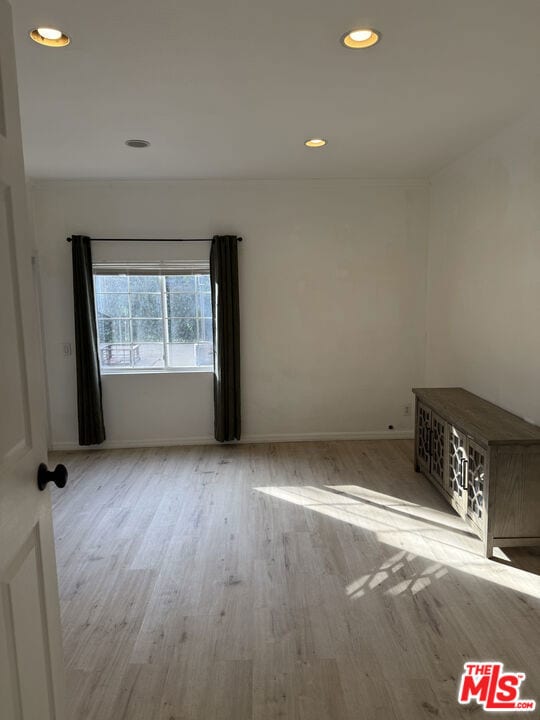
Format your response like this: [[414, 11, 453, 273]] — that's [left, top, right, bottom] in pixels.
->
[[255, 485, 540, 600], [327, 483, 467, 532], [345, 551, 448, 599]]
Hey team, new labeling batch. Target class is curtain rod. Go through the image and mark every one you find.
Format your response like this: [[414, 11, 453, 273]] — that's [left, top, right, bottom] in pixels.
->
[[66, 237, 242, 243]]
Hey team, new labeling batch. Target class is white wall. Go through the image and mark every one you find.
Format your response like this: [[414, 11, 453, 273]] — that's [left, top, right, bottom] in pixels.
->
[[31, 179, 429, 449], [426, 106, 540, 424]]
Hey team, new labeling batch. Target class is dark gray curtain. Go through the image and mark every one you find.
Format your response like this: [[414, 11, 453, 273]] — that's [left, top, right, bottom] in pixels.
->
[[210, 236, 241, 441], [71, 235, 106, 445]]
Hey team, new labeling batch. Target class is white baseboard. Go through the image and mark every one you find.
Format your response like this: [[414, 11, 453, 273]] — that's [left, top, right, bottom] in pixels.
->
[[242, 430, 414, 443], [50, 436, 215, 451], [50, 429, 413, 452]]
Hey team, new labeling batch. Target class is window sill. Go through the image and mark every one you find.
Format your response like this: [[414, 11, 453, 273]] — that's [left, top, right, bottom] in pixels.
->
[[100, 367, 213, 376]]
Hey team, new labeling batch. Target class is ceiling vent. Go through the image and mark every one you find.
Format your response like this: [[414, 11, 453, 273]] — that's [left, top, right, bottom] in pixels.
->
[[125, 139, 151, 148]]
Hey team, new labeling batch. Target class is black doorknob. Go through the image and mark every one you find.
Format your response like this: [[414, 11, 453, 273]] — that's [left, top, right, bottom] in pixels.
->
[[37, 463, 68, 491]]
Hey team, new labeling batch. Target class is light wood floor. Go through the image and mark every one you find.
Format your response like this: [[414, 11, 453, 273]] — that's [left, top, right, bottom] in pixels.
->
[[50, 440, 540, 720]]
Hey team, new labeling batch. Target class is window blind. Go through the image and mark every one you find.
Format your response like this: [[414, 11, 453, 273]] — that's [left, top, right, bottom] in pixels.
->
[[92, 261, 210, 276]]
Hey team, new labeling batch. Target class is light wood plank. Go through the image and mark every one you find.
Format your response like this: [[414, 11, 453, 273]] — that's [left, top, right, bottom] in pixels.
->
[[50, 440, 540, 719]]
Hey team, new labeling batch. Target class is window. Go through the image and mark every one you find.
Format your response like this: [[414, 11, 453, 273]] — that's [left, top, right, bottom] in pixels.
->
[[93, 263, 213, 372]]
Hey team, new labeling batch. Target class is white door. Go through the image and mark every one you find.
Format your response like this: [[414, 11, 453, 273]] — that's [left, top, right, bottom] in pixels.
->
[[0, 1, 66, 719]]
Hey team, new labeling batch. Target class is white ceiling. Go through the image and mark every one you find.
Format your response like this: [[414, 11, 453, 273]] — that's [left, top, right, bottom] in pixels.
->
[[11, 0, 540, 179]]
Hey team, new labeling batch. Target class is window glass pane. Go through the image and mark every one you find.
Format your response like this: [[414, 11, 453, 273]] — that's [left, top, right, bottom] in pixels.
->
[[98, 319, 130, 343], [167, 342, 213, 367], [94, 275, 128, 293], [135, 343, 164, 368], [197, 274, 210, 292], [93, 269, 213, 372], [129, 275, 161, 292], [197, 317, 213, 342], [198, 293, 212, 317], [196, 342, 213, 366], [167, 293, 196, 317], [169, 318, 197, 342], [99, 343, 134, 368], [167, 343, 196, 367], [95, 293, 129, 318], [130, 293, 162, 318], [131, 319, 163, 342], [166, 275, 195, 292], [196, 342, 214, 367]]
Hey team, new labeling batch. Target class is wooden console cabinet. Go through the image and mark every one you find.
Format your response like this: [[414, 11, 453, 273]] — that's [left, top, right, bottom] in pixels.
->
[[413, 387, 540, 557]]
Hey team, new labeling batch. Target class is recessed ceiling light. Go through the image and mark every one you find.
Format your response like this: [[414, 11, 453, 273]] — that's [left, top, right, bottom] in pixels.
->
[[38, 27, 62, 40], [305, 138, 327, 148], [29, 27, 70, 47], [341, 28, 380, 49], [125, 139, 151, 148]]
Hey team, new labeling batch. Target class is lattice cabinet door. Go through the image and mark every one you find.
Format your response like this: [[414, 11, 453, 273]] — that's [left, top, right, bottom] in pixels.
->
[[447, 425, 468, 515], [416, 401, 432, 473], [429, 412, 446, 487], [466, 439, 488, 530]]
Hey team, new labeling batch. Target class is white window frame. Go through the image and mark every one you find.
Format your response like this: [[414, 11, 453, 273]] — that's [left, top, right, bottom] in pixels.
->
[[93, 261, 213, 375]]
